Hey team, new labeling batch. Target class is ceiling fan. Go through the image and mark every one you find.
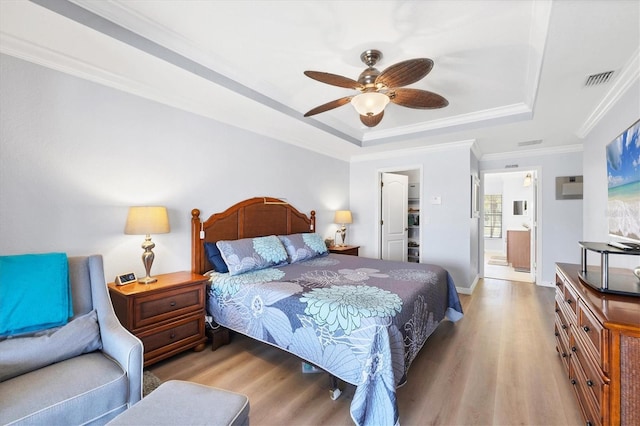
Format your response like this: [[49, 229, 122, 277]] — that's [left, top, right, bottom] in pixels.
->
[[303, 49, 448, 127]]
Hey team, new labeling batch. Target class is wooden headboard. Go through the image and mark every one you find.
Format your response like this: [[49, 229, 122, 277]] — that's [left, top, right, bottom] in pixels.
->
[[191, 197, 316, 274]]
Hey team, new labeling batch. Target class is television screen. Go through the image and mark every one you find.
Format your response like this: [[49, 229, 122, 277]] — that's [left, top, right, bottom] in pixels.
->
[[606, 118, 640, 243]]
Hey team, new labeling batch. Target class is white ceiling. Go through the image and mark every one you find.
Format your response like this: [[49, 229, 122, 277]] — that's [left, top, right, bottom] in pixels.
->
[[1, 0, 638, 160]]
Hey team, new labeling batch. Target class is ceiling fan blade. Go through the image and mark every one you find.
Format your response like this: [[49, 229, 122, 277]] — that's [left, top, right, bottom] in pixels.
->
[[304, 96, 353, 117], [360, 111, 384, 127], [304, 71, 364, 90], [389, 88, 448, 109], [376, 58, 433, 88]]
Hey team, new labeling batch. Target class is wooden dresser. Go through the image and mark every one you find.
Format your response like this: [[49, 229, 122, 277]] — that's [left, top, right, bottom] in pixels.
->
[[108, 271, 208, 366], [507, 229, 530, 271], [555, 263, 640, 426]]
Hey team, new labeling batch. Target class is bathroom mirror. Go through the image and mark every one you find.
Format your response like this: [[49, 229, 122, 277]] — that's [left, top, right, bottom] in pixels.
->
[[513, 200, 527, 215]]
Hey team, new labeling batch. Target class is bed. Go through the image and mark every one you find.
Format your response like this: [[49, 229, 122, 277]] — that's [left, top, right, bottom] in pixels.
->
[[191, 197, 463, 426]]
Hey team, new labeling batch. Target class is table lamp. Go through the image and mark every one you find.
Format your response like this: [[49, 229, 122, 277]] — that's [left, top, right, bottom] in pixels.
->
[[334, 210, 353, 247], [125, 206, 170, 284]]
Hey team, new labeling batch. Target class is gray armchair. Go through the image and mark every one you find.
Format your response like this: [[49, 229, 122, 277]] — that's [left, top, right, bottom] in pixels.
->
[[0, 255, 143, 425]]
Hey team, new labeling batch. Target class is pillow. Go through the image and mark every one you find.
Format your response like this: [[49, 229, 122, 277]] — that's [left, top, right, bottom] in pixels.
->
[[216, 235, 288, 276], [0, 252, 73, 337], [0, 309, 102, 382], [204, 242, 229, 273], [278, 233, 328, 263]]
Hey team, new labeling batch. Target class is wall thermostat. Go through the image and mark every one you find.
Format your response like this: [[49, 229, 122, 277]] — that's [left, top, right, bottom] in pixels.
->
[[115, 272, 137, 286]]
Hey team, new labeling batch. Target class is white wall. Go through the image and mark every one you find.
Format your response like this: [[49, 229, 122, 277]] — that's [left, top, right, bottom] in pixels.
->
[[0, 54, 350, 280], [583, 79, 640, 270], [480, 150, 583, 285], [350, 142, 473, 291]]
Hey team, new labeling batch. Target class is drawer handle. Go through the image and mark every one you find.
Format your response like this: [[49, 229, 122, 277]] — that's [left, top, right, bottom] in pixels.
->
[[554, 332, 559, 337], [570, 379, 577, 385], [169, 301, 176, 307], [571, 346, 577, 353], [555, 308, 560, 313], [586, 380, 593, 387], [562, 324, 567, 330], [582, 326, 590, 333], [169, 332, 176, 339], [561, 352, 567, 358], [566, 299, 572, 305]]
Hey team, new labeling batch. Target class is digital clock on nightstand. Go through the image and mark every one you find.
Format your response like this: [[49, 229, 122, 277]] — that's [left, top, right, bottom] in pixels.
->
[[114, 272, 137, 286]]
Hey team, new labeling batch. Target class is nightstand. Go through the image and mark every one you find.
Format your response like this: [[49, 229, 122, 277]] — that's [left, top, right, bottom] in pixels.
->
[[108, 271, 208, 367], [328, 245, 360, 256]]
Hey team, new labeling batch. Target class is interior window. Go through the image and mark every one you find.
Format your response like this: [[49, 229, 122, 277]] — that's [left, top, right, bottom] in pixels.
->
[[484, 194, 502, 238]]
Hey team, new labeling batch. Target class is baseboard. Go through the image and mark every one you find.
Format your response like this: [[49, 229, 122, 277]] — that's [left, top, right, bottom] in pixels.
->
[[457, 274, 479, 295], [536, 281, 555, 288]]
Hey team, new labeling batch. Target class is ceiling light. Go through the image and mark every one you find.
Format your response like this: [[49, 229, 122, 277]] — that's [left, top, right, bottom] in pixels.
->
[[350, 92, 390, 116], [304, 50, 447, 127]]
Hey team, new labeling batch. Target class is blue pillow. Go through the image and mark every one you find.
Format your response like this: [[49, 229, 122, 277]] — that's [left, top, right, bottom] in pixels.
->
[[204, 242, 229, 273], [216, 235, 288, 276], [278, 233, 328, 263]]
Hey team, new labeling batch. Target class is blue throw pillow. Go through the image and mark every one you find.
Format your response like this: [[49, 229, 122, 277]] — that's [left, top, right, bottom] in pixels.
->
[[204, 242, 229, 273], [0, 253, 72, 337]]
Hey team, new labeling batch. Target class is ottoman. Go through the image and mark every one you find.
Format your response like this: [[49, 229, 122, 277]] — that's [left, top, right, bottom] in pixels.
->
[[107, 380, 250, 426]]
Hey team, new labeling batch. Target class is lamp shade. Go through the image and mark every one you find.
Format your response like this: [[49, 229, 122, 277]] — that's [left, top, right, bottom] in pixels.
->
[[334, 210, 353, 225], [124, 206, 170, 235], [350, 92, 390, 116]]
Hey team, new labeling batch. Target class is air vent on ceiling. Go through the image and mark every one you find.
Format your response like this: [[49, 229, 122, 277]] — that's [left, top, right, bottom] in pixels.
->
[[585, 71, 614, 86], [518, 139, 542, 147]]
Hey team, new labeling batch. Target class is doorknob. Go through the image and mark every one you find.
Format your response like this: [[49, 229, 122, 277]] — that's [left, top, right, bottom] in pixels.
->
[[405, 228, 408, 231]]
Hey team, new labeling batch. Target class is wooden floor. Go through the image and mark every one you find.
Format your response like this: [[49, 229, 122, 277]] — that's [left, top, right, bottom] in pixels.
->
[[149, 278, 584, 425]]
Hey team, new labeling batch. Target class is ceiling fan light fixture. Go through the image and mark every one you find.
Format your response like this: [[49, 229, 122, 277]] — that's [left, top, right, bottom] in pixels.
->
[[351, 92, 389, 116]]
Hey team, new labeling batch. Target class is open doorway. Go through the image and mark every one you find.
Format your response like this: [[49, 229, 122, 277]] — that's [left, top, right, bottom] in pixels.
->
[[378, 168, 421, 262], [482, 170, 537, 283]]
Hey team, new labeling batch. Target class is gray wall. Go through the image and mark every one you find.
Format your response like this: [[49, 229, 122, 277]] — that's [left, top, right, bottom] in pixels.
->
[[0, 54, 350, 280], [350, 142, 473, 292]]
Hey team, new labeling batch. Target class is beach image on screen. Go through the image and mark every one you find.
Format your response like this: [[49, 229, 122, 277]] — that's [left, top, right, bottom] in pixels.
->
[[607, 119, 640, 242]]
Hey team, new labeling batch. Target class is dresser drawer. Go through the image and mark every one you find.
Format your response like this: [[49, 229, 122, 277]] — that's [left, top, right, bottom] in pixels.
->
[[577, 300, 608, 372], [139, 315, 204, 355], [555, 317, 570, 373], [563, 283, 578, 322], [571, 328, 609, 411], [133, 285, 204, 330], [570, 355, 602, 426]]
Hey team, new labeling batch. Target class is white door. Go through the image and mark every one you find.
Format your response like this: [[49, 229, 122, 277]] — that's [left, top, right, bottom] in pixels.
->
[[381, 173, 408, 261]]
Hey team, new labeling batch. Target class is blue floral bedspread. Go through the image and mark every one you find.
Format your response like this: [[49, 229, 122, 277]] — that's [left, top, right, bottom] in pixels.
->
[[207, 254, 463, 426]]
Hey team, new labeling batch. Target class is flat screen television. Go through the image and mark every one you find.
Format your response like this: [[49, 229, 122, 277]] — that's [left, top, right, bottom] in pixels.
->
[[606, 118, 640, 246]]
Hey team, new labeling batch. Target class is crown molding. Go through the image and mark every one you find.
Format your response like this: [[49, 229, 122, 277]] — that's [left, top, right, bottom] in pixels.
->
[[480, 143, 583, 162], [350, 139, 476, 163], [362, 103, 532, 144]]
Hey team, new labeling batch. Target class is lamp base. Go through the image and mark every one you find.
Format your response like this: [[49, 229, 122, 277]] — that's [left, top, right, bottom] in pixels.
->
[[138, 276, 157, 284]]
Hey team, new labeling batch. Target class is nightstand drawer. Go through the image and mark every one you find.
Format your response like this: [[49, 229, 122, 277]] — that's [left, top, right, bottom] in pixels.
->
[[140, 315, 204, 355], [134, 285, 204, 330]]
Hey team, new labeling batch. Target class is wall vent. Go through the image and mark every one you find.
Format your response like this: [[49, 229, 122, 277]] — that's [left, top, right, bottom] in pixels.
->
[[518, 139, 542, 147], [585, 71, 614, 86]]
